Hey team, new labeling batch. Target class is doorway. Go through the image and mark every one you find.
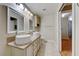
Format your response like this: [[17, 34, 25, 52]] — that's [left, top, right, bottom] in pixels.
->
[[59, 3, 72, 56]]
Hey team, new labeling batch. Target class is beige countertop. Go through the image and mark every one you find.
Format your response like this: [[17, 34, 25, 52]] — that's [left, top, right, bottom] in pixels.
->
[[8, 35, 41, 50]]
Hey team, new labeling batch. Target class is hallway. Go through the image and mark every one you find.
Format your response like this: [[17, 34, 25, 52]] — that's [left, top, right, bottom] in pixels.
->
[[61, 38, 72, 56]]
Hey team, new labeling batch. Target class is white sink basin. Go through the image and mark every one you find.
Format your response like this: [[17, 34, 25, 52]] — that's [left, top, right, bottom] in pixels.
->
[[33, 32, 40, 37], [15, 34, 31, 45]]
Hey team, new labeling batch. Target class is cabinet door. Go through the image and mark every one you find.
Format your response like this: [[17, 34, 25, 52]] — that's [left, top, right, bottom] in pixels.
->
[[39, 38, 41, 46], [33, 39, 41, 56], [11, 45, 33, 56], [11, 47, 25, 56], [34, 15, 40, 27], [33, 43, 38, 55], [26, 44, 33, 56]]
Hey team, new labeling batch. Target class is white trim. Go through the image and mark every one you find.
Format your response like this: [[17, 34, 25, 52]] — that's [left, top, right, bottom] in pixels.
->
[[57, 11, 62, 52], [7, 7, 9, 34], [58, 4, 74, 56], [72, 3, 75, 56]]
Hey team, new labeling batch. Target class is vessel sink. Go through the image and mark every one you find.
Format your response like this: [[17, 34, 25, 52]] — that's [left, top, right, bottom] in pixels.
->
[[15, 34, 31, 45], [33, 32, 40, 37]]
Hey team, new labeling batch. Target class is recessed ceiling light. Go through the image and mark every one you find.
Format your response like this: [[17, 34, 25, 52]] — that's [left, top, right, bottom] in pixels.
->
[[69, 16, 72, 21], [69, 17, 72, 21]]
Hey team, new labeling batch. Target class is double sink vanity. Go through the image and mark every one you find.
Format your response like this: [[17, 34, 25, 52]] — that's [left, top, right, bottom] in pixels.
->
[[8, 32, 41, 56], [5, 4, 41, 56]]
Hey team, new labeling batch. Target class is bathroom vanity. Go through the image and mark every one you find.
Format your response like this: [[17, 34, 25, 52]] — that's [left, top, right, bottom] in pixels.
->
[[8, 34, 41, 56], [6, 4, 41, 56]]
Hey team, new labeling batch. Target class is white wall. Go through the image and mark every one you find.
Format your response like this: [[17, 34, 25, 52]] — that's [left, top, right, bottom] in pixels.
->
[[73, 3, 79, 56], [40, 14, 57, 42], [0, 6, 11, 56], [61, 17, 68, 38], [40, 4, 62, 56], [40, 14, 59, 55]]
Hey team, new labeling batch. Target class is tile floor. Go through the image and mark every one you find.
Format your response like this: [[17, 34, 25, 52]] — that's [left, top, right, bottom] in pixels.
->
[[37, 40, 60, 56], [37, 39, 72, 56]]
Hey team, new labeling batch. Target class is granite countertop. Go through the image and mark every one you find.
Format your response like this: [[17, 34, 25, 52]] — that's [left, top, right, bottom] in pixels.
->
[[8, 35, 41, 50]]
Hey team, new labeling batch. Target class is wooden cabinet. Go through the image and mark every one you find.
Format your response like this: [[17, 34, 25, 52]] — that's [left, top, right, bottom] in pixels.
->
[[11, 44, 33, 56], [34, 15, 41, 27], [10, 37, 41, 56], [26, 44, 34, 56], [11, 47, 26, 56], [33, 38, 41, 56], [33, 39, 39, 56], [34, 15, 41, 32]]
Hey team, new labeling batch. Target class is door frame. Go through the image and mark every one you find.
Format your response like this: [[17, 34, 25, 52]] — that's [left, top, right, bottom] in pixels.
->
[[57, 3, 75, 56], [57, 11, 61, 53]]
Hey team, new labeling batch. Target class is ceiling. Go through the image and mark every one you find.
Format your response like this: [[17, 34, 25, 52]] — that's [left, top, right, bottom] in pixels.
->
[[61, 3, 72, 11], [26, 3, 61, 16]]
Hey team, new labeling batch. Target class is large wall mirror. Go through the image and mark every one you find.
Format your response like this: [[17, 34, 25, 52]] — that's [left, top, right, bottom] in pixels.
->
[[29, 15, 34, 32], [7, 3, 35, 34], [7, 7, 25, 34]]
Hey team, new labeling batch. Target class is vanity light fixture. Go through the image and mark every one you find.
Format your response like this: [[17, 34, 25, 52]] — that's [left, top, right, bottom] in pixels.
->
[[24, 8, 28, 11], [16, 3, 20, 5], [69, 15, 72, 21], [16, 3, 25, 10]]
